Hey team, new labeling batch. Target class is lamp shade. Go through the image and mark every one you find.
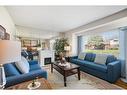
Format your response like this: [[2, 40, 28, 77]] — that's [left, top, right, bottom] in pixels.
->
[[0, 40, 21, 64], [64, 45, 70, 51]]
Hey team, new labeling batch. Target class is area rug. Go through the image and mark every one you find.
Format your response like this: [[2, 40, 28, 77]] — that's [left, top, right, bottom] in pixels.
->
[[44, 65, 123, 89]]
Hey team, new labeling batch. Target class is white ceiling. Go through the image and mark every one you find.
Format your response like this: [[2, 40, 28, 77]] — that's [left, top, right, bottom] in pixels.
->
[[6, 6, 127, 33]]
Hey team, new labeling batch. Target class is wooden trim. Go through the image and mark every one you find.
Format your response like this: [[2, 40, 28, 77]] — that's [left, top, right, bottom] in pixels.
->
[[115, 79, 127, 89]]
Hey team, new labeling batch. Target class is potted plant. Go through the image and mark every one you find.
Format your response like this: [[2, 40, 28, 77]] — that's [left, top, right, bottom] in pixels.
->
[[53, 38, 69, 61]]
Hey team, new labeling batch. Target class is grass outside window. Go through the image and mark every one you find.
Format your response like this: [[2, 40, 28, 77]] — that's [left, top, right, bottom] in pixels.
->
[[85, 49, 119, 57]]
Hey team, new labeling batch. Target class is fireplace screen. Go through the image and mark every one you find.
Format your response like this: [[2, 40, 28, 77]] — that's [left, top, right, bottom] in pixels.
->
[[44, 57, 51, 65]]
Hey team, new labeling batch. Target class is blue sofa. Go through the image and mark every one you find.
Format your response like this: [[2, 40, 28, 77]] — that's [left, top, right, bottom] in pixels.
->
[[4, 60, 47, 88], [70, 53, 121, 83]]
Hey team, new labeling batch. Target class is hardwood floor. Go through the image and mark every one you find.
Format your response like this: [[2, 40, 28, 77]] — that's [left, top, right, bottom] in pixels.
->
[[115, 79, 127, 89]]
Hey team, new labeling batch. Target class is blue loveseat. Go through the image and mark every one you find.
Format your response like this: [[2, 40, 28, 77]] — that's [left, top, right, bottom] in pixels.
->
[[4, 60, 47, 88], [70, 53, 121, 83]]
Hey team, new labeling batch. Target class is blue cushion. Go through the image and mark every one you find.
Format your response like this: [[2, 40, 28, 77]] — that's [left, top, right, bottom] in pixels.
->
[[106, 55, 117, 65], [71, 59, 86, 66], [4, 63, 21, 77], [28, 60, 38, 65], [84, 62, 107, 73], [84, 53, 96, 62], [30, 64, 41, 71]]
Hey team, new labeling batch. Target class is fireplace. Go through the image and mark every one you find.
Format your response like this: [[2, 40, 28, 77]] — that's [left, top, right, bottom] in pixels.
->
[[38, 50, 55, 66], [44, 57, 51, 65]]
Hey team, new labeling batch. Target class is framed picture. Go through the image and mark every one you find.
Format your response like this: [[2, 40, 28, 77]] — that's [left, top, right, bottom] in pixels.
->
[[5, 33, 10, 40], [0, 25, 6, 40]]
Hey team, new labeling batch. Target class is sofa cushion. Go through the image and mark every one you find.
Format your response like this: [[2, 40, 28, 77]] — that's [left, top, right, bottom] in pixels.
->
[[4, 63, 20, 77], [84, 62, 107, 73], [30, 64, 41, 71], [71, 59, 86, 66], [78, 52, 86, 60], [15, 56, 30, 74], [106, 55, 117, 65], [28, 60, 38, 65], [94, 54, 108, 65], [84, 53, 96, 62]]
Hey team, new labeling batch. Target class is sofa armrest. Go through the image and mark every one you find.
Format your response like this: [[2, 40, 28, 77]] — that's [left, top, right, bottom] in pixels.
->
[[107, 60, 121, 83], [5, 69, 47, 87], [28, 60, 38, 65], [69, 56, 78, 62]]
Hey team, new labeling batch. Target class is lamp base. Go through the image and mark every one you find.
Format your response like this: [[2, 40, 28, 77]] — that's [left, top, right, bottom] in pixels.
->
[[0, 85, 5, 89], [0, 64, 3, 67], [0, 66, 6, 89]]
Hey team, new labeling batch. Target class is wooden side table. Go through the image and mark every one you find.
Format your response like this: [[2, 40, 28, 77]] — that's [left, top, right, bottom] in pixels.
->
[[6, 78, 52, 90]]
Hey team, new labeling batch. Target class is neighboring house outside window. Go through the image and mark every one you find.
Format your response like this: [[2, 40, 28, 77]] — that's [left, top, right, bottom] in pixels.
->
[[81, 30, 119, 57]]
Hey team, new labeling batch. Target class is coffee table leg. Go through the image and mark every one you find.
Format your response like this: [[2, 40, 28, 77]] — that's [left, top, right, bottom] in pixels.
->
[[64, 71, 67, 87], [51, 63, 53, 73], [78, 68, 80, 80], [64, 76, 67, 87]]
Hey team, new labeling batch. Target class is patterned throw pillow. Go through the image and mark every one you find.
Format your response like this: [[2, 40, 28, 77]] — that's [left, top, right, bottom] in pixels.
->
[[78, 52, 86, 60]]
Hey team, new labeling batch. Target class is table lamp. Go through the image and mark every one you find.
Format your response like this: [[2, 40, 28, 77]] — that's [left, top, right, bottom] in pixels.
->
[[0, 40, 21, 89], [64, 45, 71, 62], [64, 45, 71, 56], [64, 45, 70, 51]]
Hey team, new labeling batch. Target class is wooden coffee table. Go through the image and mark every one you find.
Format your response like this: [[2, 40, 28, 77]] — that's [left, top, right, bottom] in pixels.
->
[[51, 62, 80, 87], [6, 78, 52, 90]]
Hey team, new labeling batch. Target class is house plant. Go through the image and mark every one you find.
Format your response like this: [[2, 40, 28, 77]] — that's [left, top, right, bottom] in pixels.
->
[[53, 38, 69, 60]]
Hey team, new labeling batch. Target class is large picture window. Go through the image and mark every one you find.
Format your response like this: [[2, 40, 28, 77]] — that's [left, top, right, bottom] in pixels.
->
[[82, 30, 119, 57]]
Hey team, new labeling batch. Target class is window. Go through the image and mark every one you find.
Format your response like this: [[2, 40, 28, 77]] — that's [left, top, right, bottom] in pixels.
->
[[82, 30, 119, 57]]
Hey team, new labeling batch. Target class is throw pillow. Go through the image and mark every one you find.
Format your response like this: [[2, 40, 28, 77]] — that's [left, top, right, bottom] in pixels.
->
[[94, 54, 108, 65], [4, 63, 20, 77], [15, 56, 30, 74], [78, 52, 86, 60]]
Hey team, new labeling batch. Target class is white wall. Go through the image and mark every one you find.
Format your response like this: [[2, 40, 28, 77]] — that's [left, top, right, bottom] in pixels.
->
[[0, 7, 16, 40], [65, 32, 78, 56]]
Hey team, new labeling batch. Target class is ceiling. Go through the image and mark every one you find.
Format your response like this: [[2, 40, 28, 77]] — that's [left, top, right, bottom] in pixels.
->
[[6, 6, 127, 34]]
